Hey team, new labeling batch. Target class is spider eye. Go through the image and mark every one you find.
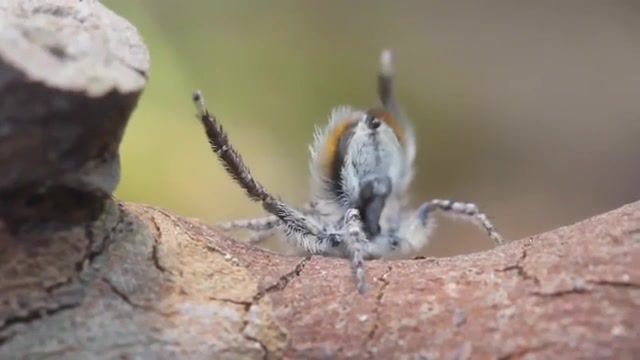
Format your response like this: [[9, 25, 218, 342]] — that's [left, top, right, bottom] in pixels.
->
[[365, 108, 406, 145], [364, 114, 381, 130]]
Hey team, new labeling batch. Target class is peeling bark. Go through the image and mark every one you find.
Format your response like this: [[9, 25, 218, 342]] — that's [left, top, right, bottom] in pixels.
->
[[1, 0, 639, 359]]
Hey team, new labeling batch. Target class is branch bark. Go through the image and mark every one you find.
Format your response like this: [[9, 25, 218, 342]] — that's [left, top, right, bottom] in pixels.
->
[[2, 200, 639, 359], [0, 1, 638, 359]]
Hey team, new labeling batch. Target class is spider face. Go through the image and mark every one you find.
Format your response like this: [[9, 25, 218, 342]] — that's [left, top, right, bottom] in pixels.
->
[[193, 50, 504, 294]]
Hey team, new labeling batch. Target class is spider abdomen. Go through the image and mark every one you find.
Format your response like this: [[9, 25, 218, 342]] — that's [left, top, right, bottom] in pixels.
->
[[333, 114, 406, 237]]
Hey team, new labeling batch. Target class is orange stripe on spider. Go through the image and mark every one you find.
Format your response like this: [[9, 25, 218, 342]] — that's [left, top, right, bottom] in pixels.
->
[[321, 116, 357, 182]]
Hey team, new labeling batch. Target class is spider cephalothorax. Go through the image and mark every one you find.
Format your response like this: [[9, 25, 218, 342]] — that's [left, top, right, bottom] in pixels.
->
[[193, 50, 503, 293]]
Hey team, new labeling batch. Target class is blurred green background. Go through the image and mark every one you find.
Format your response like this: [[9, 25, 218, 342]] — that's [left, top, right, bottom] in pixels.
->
[[104, 1, 640, 256]]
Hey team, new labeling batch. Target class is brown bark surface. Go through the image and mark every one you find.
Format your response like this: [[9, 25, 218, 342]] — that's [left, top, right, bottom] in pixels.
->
[[1, 199, 639, 359], [1, 1, 638, 359]]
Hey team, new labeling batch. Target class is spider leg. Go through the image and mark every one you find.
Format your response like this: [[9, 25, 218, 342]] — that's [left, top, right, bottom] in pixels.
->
[[377, 49, 416, 164], [417, 199, 504, 245], [216, 218, 276, 245], [217, 202, 319, 231], [246, 228, 277, 245], [378, 49, 398, 113], [344, 208, 368, 294], [217, 215, 280, 232], [219, 204, 325, 248], [193, 91, 333, 254]]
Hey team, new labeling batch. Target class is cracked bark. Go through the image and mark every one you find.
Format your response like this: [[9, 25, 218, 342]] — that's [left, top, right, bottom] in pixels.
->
[[1, 0, 639, 359], [364, 265, 392, 358]]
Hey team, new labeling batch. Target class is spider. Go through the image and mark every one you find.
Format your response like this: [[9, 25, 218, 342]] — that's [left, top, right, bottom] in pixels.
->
[[192, 50, 503, 294]]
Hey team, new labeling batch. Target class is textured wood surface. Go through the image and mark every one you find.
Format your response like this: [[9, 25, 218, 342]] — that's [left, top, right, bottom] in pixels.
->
[[2, 199, 639, 359]]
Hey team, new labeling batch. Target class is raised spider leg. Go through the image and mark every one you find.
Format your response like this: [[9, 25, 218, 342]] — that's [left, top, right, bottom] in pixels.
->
[[378, 49, 416, 164], [418, 199, 504, 245], [378, 49, 398, 114], [192, 91, 333, 254], [344, 208, 368, 294]]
